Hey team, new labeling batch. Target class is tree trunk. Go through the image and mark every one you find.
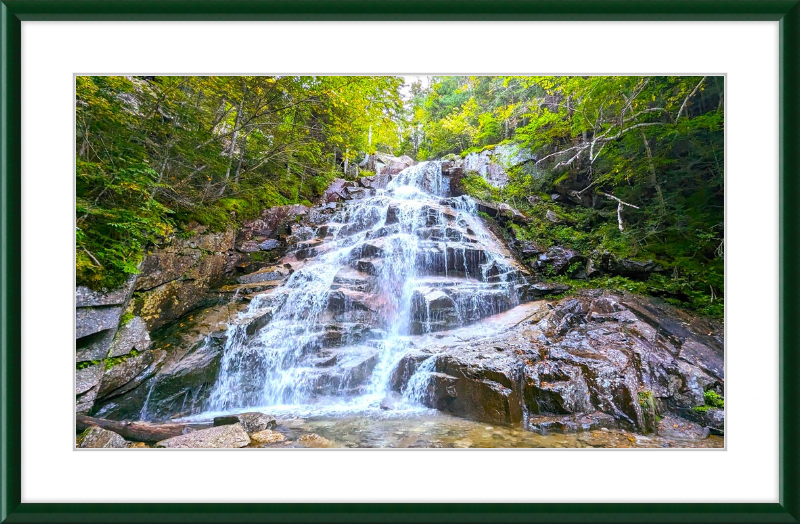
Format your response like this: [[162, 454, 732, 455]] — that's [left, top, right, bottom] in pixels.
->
[[220, 87, 247, 196], [640, 128, 665, 211], [234, 133, 247, 186]]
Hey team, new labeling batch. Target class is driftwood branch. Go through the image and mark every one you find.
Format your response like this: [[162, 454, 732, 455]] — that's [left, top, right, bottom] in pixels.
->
[[76, 414, 190, 443]]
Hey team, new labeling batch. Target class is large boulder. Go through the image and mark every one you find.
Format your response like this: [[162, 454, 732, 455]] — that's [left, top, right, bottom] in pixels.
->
[[321, 178, 348, 203], [362, 152, 414, 176], [392, 292, 723, 434], [446, 143, 536, 189], [250, 429, 287, 444], [536, 247, 584, 275], [155, 423, 250, 448], [77, 426, 127, 448], [295, 433, 336, 448], [239, 205, 309, 241], [586, 252, 664, 280], [213, 412, 276, 433]]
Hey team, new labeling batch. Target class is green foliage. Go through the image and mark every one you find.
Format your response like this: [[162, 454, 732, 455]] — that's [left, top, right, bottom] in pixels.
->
[[638, 390, 655, 407], [77, 76, 403, 289]]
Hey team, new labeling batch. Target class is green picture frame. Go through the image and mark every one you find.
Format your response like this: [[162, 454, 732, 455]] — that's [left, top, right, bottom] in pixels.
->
[[1, 1, 798, 522]]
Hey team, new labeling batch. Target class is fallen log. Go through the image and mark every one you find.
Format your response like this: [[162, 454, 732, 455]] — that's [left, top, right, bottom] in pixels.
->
[[76, 414, 190, 443]]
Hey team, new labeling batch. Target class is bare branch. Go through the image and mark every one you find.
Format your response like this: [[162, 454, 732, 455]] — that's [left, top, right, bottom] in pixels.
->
[[676, 76, 706, 123], [600, 192, 640, 232]]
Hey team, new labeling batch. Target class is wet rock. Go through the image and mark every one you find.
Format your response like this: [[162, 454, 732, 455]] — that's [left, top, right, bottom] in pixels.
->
[[362, 152, 414, 177], [250, 429, 286, 444], [76, 306, 123, 339], [321, 179, 348, 203], [244, 310, 273, 336], [358, 172, 391, 190], [426, 371, 523, 426], [213, 412, 277, 433], [380, 394, 400, 410], [156, 423, 250, 448], [258, 239, 281, 251], [526, 412, 618, 434], [237, 266, 290, 284], [76, 387, 100, 415], [390, 292, 723, 435], [332, 267, 373, 291], [296, 433, 336, 448], [519, 241, 545, 257], [536, 247, 584, 275], [78, 427, 127, 448], [586, 252, 664, 280], [97, 349, 166, 400], [355, 258, 383, 275], [108, 316, 151, 357], [327, 289, 375, 313], [657, 414, 710, 440], [683, 407, 724, 435], [524, 360, 593, 416], [522, 282, 570, 300], [98, 334, 225, 421]]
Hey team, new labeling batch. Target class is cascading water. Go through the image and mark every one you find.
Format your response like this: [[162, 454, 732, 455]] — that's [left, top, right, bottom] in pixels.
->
[[205, 161, 524, 416]]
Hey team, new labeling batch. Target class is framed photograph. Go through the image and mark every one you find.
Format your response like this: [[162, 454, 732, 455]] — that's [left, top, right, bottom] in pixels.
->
[[2, 1, 798, 522]]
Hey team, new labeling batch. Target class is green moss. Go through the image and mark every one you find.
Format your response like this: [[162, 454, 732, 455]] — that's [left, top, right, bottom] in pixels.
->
[[459, 142, 501, 158], [76, 360, 101, 370], [119, 310, 134, 327], [105, 348, 140, 370], [460, 174, 500, 202], [703, 390, 724, 408], [637, 390, 658, 433], [692, 390, 724, 412]]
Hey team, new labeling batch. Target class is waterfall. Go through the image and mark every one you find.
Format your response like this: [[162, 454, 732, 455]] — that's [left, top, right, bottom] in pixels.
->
[[206, 161, 522, 414]]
